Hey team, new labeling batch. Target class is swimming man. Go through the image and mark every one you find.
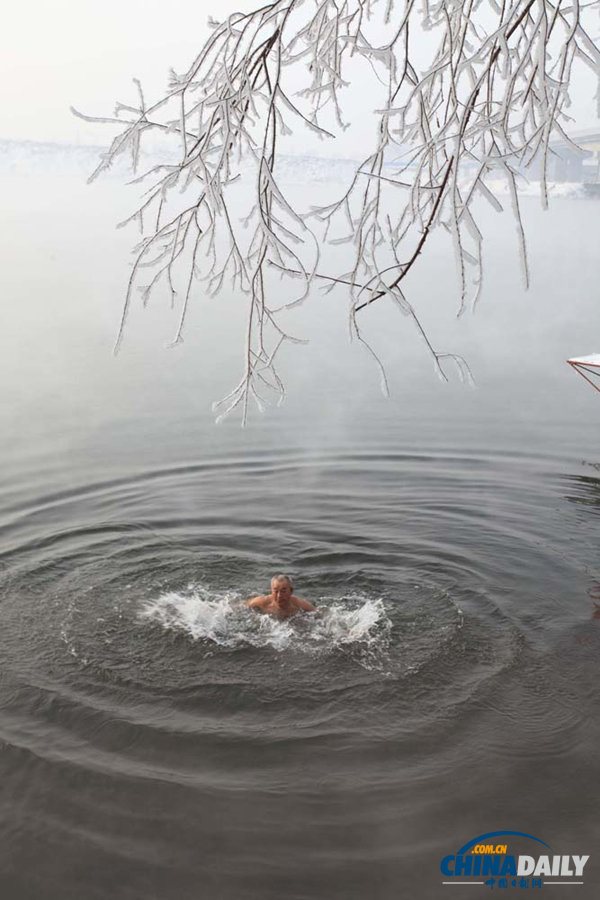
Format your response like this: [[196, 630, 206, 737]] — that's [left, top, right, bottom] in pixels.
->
[[246, 575, 317, 619]]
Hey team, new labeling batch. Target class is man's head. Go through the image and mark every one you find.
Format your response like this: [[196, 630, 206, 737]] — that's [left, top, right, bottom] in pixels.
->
[[271, 574, 293, 606]]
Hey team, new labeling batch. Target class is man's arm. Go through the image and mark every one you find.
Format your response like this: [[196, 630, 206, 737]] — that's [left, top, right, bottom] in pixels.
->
[[245, 596, 266, 608]]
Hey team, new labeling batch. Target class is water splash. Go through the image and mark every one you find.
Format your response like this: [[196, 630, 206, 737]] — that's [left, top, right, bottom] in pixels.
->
[[139, 585, 392, 655]]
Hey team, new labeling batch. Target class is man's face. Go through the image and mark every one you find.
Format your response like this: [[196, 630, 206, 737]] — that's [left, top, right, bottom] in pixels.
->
[[271, 580, 292, 606]]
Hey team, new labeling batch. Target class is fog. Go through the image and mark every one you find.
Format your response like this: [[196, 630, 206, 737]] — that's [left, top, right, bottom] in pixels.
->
[[2, 149, 598, 461]]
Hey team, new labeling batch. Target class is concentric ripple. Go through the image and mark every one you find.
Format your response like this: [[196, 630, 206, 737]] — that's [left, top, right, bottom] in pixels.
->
[[0, 443, 598, 900], [0, 447, 576, 722]]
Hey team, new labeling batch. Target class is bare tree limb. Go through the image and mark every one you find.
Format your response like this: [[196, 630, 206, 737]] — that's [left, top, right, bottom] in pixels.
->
[[83, 0, 600, 420]]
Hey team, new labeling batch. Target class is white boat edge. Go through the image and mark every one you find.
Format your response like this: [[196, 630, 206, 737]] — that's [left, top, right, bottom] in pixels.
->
[[567, 354, 600, 367]]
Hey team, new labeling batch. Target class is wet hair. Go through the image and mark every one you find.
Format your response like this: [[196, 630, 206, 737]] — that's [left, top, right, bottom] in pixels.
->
[[271, 574, 293, 590]]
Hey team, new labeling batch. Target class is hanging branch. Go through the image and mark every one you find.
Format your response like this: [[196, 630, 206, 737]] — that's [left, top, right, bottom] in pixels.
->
[[75, 0, 600, 421]]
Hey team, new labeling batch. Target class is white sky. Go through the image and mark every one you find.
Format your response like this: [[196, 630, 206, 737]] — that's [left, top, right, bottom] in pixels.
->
[[3, 0, 599, 154], [3, 1, 224, 144]]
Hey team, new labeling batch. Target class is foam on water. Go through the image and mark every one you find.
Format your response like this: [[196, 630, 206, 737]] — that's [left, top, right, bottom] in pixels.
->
[[140, 585, 392, 654]]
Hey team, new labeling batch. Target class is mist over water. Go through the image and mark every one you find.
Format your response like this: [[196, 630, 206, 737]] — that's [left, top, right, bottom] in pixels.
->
[[1, 159, 599, 899]]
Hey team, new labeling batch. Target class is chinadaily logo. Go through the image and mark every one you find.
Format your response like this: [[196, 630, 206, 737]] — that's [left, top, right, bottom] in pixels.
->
[[440, 832, 589, 889]]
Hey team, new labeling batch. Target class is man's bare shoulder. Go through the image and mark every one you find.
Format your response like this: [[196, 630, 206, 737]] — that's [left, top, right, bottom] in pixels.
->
[[245, 595, 270, 608], [291, 595, 318, 612]]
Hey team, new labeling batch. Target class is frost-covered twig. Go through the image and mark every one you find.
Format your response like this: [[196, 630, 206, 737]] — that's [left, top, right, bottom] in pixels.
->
[[79, 0, 600, 421]]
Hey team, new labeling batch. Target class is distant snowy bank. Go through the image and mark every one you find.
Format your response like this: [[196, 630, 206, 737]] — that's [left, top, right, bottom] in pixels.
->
[[484, 178, 588, 200], [0, 139, 595, 200], [0, 139, 367, 184]]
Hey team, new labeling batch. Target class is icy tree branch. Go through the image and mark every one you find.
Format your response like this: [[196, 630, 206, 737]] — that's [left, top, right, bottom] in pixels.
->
[[79, 0, 600, 421]]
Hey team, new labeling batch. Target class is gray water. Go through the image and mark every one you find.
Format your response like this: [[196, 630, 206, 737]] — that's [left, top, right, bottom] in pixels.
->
[[1, 166, 599, 899]]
